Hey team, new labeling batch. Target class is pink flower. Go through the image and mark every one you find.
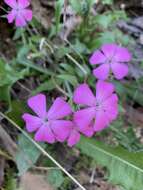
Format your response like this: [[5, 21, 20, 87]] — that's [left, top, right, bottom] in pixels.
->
[[4, 0, 33, 27], [89, 44, 131, 80], [73, 81, 118, 132], [22, 94, 73, 143], [67, 121, 94, 147]]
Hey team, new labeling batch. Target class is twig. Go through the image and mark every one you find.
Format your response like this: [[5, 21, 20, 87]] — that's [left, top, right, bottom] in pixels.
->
[[63, 0, 68, 24], [0, 157, 5, 186], [65, 39, 86, 64], [0, 6, 8, 13], [32, 166, 60, 171], [0, 125, 17, 158], [0, 112, 87, 190], [66, 53, 87, 76], [52, 78, 71, 98], [0, 149, 12, 160], [17, 81, 31, 93], [90, 168, 96, 183]]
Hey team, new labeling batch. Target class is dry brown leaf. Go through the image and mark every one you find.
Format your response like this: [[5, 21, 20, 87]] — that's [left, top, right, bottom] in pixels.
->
[[20, 172, 54, 190]]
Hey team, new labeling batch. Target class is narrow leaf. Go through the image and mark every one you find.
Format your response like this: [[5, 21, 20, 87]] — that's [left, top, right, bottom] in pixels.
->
[[77, 137, 143, 190], [16, 134, 45, 176]]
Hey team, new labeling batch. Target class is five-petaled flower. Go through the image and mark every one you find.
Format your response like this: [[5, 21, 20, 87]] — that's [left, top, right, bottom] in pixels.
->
[[73, 81, 118, 132], [4, 0, 33, 27], [22, 94, 73, 143], [89, 43, 131, 80]]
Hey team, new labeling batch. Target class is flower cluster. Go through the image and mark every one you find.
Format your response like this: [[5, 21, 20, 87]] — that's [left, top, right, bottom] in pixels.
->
[[4, 0, 32, 27], [22, 43, 131, 147], [23, 80, 118, 147]]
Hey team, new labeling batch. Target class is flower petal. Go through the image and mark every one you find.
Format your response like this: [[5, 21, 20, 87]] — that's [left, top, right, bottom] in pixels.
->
[[47, 98, 72, 120], [80, 123, 94, 137], [67, 129, 80, 147], [4, 0, 17, 8], [94, 110, 109, 131], [21, 9, 32, 21], [93, 64, 110, 80], [51, 120, 72, 142], [34, 125, 55, 143], [73, 83, 96, 106], [28, 94, 47, 118], [101, 44, 118, 59], [111, 62, 128, 79], [114, 46, 131, 62], [103, 94, 118, 121], [17, 0, 30, 8], [89, 50, 106, 65], [74, 108, 95, 131], [22, 113, 42, 132], [7, 9, 17, 23], [96, 80, 115, 102], [15, 14, 27, 27]]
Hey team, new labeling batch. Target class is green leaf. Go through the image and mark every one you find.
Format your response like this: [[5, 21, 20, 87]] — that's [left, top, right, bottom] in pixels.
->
[[56, 46, 72, 59], [57, 74, 78, 86], [13, 28, 23, 40], [16, 134, 46, 176], [102, 0, 113, 5], [47, 170, 64, 188], [31, 79, 62, 95], [17, 45, 30, 61], [7, 100, 28, 126], [77, 137, 143, 190], [60, 63, 75, 75], [0, 85, 11, 109], [125, 83, 143, 106], [70, 0, 94, 15], [89, 31, 115, 50], [70, 0, 82, 14], [72, 39, 89, 54], [0, 59, 27, 110], [95, 14, 113, 28], [5, 170, 17, 190], [0, 60, 26, 86]]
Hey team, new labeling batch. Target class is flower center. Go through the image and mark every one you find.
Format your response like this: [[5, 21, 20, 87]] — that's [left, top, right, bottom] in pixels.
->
[[15, 4, 23, 12], [94, 101, 107, 113], [94, 101, 102, 111], [42, 117, 49, 124], [106, 57, 113, 65], [44, 118, 48, 122]]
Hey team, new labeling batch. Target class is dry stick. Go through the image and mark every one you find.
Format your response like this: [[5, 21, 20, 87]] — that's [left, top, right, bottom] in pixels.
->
[[0, 112, 87, 190], [63, 0, 68, 24], [52, 78, 70, 98], [32, 166, 60, 171], [0, 157, 5, 186], [66, 53, 87, 76], [0, 125, 17, 158]]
